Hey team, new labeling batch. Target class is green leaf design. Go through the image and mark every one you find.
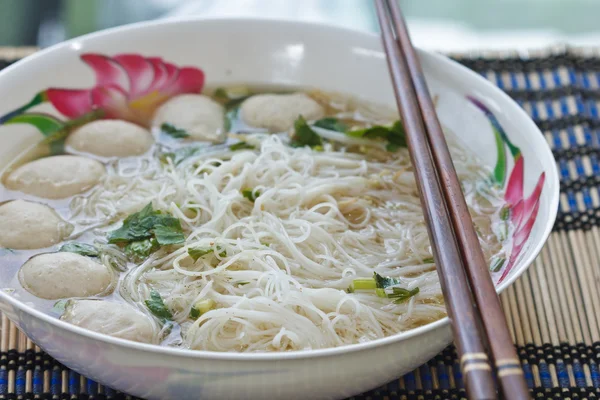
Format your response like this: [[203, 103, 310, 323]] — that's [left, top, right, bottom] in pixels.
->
[[0, 92, 48, 124], [490, 257, 506, 272], [492, 128, 508, 185], [4, 113, 62, 137]]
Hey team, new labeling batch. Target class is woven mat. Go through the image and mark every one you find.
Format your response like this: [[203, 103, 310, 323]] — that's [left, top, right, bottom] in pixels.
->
[[0, 46, 597, 400]]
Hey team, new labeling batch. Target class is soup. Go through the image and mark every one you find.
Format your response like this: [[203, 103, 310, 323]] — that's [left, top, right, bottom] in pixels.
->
[[0, 86, 509, 352]]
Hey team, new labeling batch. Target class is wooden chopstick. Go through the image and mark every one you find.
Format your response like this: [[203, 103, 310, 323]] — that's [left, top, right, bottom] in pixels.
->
[[373, 1, 497, 399], [383, 2, 531, 399]]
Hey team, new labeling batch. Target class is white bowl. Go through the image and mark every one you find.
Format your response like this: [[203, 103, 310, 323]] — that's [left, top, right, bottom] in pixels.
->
[[0, 18, 558, 400]]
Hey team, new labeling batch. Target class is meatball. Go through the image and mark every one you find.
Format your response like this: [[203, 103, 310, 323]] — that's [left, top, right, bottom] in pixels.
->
[[61, 300, 155, 343], [153, 94, 225, 142], [0, 200, 73, 249], [240, 93, 324, 132], [5, 155, 105, 199], [67, 120, 154, 157], [19, 252, 112, 299]]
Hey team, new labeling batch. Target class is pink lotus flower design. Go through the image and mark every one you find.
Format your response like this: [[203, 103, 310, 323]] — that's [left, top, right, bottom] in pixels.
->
[[0, 53, 204, 127], [45, 53, 205, 125], [0, 53, 205, 153], [467, 96, 545, 284], [501, 156, 545, 283]]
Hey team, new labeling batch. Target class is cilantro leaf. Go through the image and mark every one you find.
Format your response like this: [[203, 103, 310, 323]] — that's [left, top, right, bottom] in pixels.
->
[[145, 289, 173, 322], [153, 217, 185, 245], [347, 121, 407, 151], [242, 188, 260, 202], [108, 203, 185, 259], [59, 242, 99, 257], [229, 141, 255, 151], [108, 203, 155, 244], [290, 116, 323, 148], [125, 239, 159, 260], [161, 123, 190, 139], [313, 117, 347, 133]]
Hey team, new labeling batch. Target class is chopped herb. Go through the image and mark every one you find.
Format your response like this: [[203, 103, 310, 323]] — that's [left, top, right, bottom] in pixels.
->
[[188, 247, 212, 261], [237, 281, 250, 286], [153, 218, 185, 245], [391, 287, 420, 303], [145, 289, 173, 323], [313, 117, 347, 132], [161, 146, 203, 166], [242, 188, 260, 202], [347, 121, 407, 152], [213, 86, 251, 106], [422, 257, 435, 264], [51, 299, 69, 315], [108, 203, 185, 259], [188, 246, 226, 261], [348, 278, 377, 292], [500, 206, 510, 221], [213, 86, 251, 131], [373, 272, 402, 289], [229, 141, 255, 151], [348, 272, 419, 303], [125, 239, 159, 260], [386, 142, 401, 152], [189, 306, 200, 320], [290, 115, 323, 148], [490, 257, 506, 272], [189, 298, 216, 320], [59, 242, 99, 257], [223, 113, 232, 133], [161, 123, 190, 139], [213, 87, 229, 101]]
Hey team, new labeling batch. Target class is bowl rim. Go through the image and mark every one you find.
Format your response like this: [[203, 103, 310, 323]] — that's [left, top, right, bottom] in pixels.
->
[[0, 16, 559, 361]]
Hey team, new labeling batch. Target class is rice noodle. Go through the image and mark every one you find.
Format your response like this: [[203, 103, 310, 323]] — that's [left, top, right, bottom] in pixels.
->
[[68, 120, 506, 352]]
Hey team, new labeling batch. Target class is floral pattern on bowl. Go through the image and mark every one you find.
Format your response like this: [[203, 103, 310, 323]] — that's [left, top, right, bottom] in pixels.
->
[[0, 53, 204, 153], [467, 96, 545, 284]]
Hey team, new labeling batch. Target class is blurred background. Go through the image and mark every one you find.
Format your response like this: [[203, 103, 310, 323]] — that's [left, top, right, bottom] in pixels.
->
[[0, 0, 595, 52]]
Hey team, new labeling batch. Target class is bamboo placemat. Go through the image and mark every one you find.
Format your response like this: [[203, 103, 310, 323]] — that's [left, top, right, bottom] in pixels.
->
[[0, 46, 597, 400]]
